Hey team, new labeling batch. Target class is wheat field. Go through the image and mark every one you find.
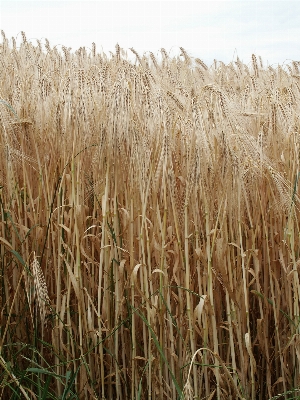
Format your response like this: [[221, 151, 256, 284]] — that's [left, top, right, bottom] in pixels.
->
[[0, 30, 300, 399]]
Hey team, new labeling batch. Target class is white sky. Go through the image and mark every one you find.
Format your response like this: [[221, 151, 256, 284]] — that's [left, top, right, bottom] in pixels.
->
[[0, 1, 299, 67]]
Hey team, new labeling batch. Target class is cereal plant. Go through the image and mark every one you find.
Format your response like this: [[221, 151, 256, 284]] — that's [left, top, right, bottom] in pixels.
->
[[0, 30, 300, 399]]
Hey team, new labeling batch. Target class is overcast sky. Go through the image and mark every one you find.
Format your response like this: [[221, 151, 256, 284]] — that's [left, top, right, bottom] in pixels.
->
[[0, 1, 299, 67]]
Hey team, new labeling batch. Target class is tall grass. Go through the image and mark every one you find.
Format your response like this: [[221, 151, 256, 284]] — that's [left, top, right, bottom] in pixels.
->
[[0, 30, 300, 399]]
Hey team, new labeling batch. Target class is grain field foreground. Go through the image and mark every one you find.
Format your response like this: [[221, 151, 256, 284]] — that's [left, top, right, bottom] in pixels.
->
[[0, 31, 300, 399]]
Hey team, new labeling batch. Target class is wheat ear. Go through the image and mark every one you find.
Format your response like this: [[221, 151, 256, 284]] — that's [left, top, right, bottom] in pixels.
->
[[31, 252, 50, 326]]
